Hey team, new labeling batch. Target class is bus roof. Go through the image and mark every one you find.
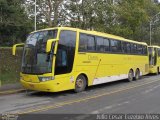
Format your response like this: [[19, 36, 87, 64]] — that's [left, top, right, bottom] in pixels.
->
[[31, 27, 148, 46]]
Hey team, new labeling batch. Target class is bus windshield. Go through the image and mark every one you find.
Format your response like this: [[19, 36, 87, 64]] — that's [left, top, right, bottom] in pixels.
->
[[21, 30, 57, 74]]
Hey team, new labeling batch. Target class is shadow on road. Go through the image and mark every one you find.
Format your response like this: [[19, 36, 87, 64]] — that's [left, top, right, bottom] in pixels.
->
[[27, 79, 129, 98], [27, 74, 159, 98]]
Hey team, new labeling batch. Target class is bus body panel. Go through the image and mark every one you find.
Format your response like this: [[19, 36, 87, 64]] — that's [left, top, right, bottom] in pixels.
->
[[148, 46, 160, 74], [75, 53, 149, 86], [18, 27, 149, 92]]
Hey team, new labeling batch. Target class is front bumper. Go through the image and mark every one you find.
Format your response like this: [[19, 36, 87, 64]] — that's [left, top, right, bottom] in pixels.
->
[[149, 66, 157, 74], [21, 80, 56, 92]]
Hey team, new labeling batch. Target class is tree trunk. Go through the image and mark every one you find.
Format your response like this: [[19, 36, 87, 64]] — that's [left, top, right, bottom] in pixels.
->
[[47, 0, 53, 27], [53, 2, 58, 27], [53, 0, 63, 27]]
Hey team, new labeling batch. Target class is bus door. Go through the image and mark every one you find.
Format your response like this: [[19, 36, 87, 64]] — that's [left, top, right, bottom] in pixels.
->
[[149, 48, 157, 66]]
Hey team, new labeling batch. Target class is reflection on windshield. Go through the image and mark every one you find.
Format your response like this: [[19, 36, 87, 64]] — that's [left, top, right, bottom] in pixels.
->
[[148, 48, 152, 55], [22, 30, 57, 74], [149, 47, 157, 66]]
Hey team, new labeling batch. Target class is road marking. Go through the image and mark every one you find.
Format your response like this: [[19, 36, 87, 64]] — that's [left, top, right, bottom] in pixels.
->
[[91, 101, 130, 114], [15, 79, 160, 115], [0, 89, 25, 95], [142, 84, 160, 94]]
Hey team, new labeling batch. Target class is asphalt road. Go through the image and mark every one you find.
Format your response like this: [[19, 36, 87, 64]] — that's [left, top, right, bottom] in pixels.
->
[[1, 74, 160, 120]]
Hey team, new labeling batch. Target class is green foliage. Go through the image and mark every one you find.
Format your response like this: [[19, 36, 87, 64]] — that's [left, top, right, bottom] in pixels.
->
[[1, 0, 160, 85], [0, 47, 23, 84], [63, 0, 160, 45], [1, 0, 160, 46], [0, 0, 33, 46]]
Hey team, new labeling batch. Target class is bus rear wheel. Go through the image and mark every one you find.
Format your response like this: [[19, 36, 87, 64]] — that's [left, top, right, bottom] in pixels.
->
[[128, 70, 134, 82], [135, 69, 140, 80], [74, 75, 87, 93]]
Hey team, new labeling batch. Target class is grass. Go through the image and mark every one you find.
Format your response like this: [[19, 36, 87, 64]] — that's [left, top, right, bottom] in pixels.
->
[[0, 47, 22, 85], [0, 72, 20, 85]]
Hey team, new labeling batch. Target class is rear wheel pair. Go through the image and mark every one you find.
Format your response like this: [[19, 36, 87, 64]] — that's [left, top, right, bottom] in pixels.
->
[[128, 69, 140, 82], [74, 70, 141, 93]]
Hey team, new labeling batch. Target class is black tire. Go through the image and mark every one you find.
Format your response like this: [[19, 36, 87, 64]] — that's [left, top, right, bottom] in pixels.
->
[[74, 75, 87, 93], [134, 69, 140, 80], [128, 69, 134, 82]]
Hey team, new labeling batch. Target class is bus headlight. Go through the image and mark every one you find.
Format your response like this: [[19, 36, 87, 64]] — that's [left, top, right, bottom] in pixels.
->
[[38, 76, 54, 82]]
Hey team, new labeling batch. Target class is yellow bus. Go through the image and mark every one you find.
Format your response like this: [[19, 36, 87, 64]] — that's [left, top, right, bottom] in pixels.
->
[[13, 27, 149, 92], [148, 46, 160, 74]]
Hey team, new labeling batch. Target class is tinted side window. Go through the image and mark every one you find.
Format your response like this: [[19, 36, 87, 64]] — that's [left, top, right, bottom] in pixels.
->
[[131, 44, 137, 54], [79, 34, 87, 52], [142, 46, 147, 55], [122, 42, 127, 53], [55, 31, 76, 75], [79, 34, 95, 52], [137, 44, 143, 55], [126, 43, 131, 53], [104, 38, 110, 52], [96, 37, 104, 52], [122, 42, 131, 54], [87, 36, 95, 51], [110, 39, 122, 53]]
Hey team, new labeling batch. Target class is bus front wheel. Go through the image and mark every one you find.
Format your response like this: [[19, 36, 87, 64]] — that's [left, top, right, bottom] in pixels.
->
[[128, 70, 134, 82], [74, 75, 87, 93]]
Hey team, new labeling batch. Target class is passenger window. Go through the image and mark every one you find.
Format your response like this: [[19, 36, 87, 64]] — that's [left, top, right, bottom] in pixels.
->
[[87, 36, 95, 51], [79, 34, 95, 52], [142, 46, 147, 55], [131, 44, 137, 54], [110, 39, 122, 53], [122, 42, 131, 54], [126, 43, 131, 53], [110, 40, 116, 52], [96, 37, 104, 52], [79, 34, 88, 52], [137, 45, 143, 55], [104, 38, 110, 52], [122, 42, 127, 53]]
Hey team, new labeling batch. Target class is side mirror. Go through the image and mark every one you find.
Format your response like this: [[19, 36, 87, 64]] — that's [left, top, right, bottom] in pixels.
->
[[12, 43, 24, 55], [46, 39, 58, 53]]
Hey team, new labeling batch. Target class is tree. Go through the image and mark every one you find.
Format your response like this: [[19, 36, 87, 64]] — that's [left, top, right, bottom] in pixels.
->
[[0, 0, 32, 46], [113, 0, 160, 44], [2, 0, 160, 46], [24, 0, 63, 27]]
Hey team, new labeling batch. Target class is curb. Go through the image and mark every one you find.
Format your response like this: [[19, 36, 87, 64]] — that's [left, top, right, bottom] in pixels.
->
[[0, 83, 25, 95], [0, 89, 25, 95]]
